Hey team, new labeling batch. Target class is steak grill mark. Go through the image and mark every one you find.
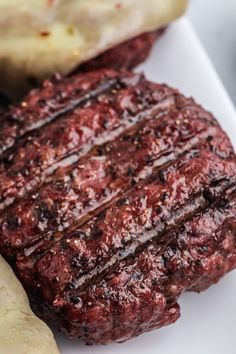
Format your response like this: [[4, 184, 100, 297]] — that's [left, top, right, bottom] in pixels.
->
[[0, 71, 121, 154]]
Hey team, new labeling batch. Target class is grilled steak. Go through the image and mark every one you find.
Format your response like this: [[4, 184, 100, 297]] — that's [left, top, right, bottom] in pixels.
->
[[0, 69, 236, 344], [78, 29, 164, 72]]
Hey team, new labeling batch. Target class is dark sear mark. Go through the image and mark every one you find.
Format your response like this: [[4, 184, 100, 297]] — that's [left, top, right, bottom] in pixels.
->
[[158, 169, 166, 183]]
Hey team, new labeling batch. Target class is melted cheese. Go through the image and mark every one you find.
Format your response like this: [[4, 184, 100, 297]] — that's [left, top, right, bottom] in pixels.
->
[[0, 0, 188, 98], [0, 255, 59, 354]]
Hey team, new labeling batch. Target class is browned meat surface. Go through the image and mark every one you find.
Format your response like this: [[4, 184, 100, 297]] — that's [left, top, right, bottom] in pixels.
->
[[78, 29, 164, 73], [0, 69, 236, 344]]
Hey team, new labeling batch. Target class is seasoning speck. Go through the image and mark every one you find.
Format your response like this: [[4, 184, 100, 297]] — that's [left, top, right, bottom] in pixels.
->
[[40, 31, 50, 37], [67, 26, 75, 36]]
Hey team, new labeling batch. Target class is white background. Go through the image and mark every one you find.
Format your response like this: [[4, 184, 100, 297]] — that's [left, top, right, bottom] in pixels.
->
[[189, 0, 236, 107]]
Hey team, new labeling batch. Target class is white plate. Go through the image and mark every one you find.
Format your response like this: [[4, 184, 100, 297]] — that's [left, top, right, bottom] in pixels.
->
[[56, 17, 236, 354]]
